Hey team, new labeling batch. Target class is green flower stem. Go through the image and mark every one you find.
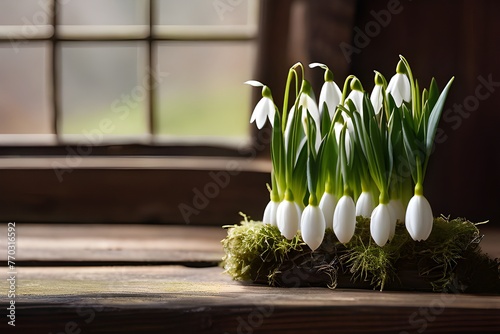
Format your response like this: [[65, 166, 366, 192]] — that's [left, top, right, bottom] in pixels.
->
[[309, 193, 318, 206], [416, 155, 423, 190], [343, 185, 353, 198], [325, 177, 333, 194], [379, 190, 390, 205], [281, 67, 297, 133], [341, 75, 355, 104], [270, 171, 281, 202], [415, 155, 424, 196], [399, 55, 419, 117]]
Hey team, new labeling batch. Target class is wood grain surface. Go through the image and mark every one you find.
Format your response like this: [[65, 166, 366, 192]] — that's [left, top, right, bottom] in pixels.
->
[[0, 224, 499, 333], [1, 266, 499, 333]]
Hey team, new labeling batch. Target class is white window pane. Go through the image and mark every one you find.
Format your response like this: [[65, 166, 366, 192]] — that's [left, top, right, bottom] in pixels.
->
[[59, 42, 149, 139], [59, 0, 148, 25], [154, 42, 255, 141], [156, 0, 257, 26], [0, 42, 52, 134], [0, 0, 52, 25]]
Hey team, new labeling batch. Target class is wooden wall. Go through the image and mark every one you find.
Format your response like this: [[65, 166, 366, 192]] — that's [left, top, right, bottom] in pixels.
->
[[348, 0, 500, 224]]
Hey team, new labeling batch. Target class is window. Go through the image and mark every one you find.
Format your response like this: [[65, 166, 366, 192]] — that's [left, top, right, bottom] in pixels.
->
[[0, 0, 259, 148], [0, 0, 273, 225]]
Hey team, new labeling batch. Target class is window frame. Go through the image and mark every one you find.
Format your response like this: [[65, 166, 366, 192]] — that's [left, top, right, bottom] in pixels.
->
[[0, 0, 262, 153]]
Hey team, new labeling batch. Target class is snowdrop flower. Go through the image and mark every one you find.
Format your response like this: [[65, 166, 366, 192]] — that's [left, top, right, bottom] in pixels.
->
[[355, 191, 375, 218], [309, 63, 342, 119], [299, 80, 322, 151], [263, 199, 280, 226], [245, 80, 275, 129], [387, 199, 405, 240], [319, 192, 337, 230], [386, 60, 411, 107], [405, 193, 433, 241], [333, 195, 356, 243], [276, 192, 302, 240], [301, 204, 326, 251], [370, 203, 393, 247], [299, 81, 321, 125], [370, 72, 385, 115], [345, 77, 365, 116]]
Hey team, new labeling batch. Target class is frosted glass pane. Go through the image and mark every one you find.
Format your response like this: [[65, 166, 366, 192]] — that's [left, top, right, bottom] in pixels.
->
[[154, 42, 255, 138], [0, 42, 52, 134], [0, 0, 52, 25], [59, 0, 148, 25], [59, 42, 148, 136], [156, 0, 254, 26]]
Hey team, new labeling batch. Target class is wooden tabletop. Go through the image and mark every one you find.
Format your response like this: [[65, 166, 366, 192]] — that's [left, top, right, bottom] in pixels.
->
[[1, 223, 499, 333]]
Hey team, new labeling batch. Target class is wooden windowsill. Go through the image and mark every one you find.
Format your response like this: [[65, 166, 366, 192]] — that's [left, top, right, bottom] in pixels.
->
[[0, 157, 272, 225], [1, 224, 499, 333]]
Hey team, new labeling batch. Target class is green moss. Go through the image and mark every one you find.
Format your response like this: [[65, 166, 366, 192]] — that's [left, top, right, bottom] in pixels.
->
[[221, 216, 500, 293]]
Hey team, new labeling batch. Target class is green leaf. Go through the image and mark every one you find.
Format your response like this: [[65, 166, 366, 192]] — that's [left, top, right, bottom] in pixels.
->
[[413, 79, 421, 120], [292, 140, 308, 206], [320, 103, 332, 139], [271, 109, 286, 195], [400, 109, 419, 183], [425, 77, 455, 157], [305, 114, 320, 199], [285, 104, 304, 184], [427, 77, 439, 112], [338, 124, 350, 187], [388, 106, 402, 151]]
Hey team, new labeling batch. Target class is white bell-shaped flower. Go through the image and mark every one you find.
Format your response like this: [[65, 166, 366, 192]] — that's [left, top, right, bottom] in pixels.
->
[[319, 192, 337, 230], [345, 77, 364, 115], [245, 80, 275, 129], [386, 61, 411, 107], [387, 199, 405, 240], [370, 71, 385, 115], [333, 195, 356, 243], [355, 191, 375, 218], [263, 200, 280, 226], [405, 194, 433, 241], [276, 199, 302, 240], [301, 205, 326, 251], [370, 203, 393, 247], [319, 81, 342, 119], [370, 84, 383, 115], [299, 92, 321, 125], [299, 84, 322, 151], [309, 62, 342, 120]]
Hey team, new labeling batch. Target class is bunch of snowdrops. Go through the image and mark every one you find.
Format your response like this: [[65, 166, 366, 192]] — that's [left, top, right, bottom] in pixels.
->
[[246, 55, 454, 249]]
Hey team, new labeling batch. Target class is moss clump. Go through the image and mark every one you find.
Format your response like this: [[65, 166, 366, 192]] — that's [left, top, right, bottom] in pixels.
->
[[221, 217, 304, 282], [221, 216, 500, 293]]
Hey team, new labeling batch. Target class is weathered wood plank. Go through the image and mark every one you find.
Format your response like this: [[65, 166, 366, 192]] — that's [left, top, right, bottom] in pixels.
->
[[0, 224, 227, 264], [0, 167, 270, 225], [2, 266, 500, 333]]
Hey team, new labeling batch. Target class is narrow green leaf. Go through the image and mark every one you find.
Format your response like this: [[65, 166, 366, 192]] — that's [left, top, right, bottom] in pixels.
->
[[426, 77, 455, 157], [427, 77, 439, 112], [292, 140, 308, 205], [320, 103, 331, 139], [271, 109, 285, 194], [338, 125, 350, 186], [400, 111, 418, 183]]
